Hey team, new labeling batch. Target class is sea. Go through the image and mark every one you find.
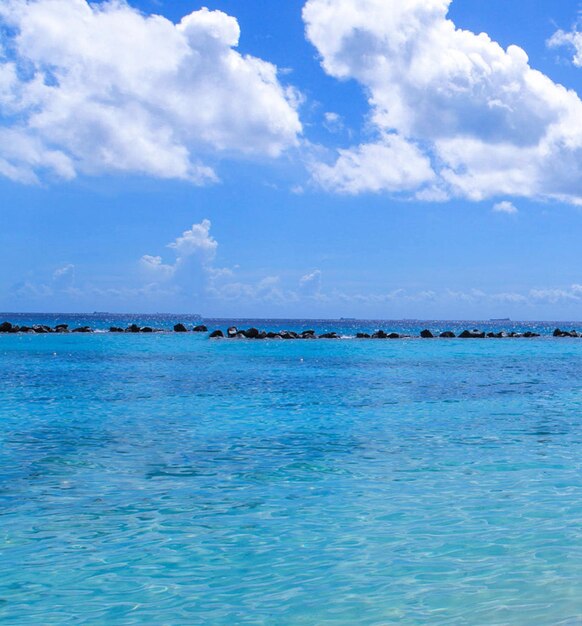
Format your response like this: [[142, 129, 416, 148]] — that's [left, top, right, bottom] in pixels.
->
[[2, 314, 582, 625]]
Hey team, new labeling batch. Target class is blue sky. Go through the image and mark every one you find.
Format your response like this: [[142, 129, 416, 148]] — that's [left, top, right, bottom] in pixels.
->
[[2, 0, 582, 319]]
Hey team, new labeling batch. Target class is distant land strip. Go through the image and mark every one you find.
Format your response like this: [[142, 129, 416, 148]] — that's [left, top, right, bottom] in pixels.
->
[[1, 321, 581, 339]]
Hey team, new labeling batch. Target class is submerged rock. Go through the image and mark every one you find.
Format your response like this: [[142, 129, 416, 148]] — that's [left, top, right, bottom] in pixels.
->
[[387, 333, 400, 339], [174, 323, 188, 333], [141, 327, 154, 333]]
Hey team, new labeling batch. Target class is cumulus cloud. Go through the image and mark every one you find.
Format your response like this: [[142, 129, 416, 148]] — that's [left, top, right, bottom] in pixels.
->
[[548, 27, 582, 67], [141, 219, 217, 279], [493, 201, 518, 214], [0, 0, 302, 184], [303, 0, 582, 204]]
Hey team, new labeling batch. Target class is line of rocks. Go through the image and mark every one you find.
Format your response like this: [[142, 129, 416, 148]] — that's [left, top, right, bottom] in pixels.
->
[[0, 321, 209, 334], [2, 321, 581, 339]]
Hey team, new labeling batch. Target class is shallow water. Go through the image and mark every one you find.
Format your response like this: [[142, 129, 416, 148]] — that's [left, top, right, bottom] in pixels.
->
[[2, 321, 582, 624]]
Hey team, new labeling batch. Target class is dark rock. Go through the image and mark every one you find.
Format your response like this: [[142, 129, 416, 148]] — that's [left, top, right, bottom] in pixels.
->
[[523, 331, 540, 338], [126, 324, 140, 333], [266, 332, 281, 339], [258, 331, 268, 339], [72, 326, 92, 333], [54, 324, 69, 333], [553, 328, 563, 337], [209, 330, 224, 338], [372, 330, 388, 339], [17, 326, 29, 333], [459, 330, 485, 339], [236, 331, 247, 338], [440, 331, 456, 338], [356, 333, 371, 338], [141, 327, 154, 333], [245, 327, 260, 339], [302, 330, 315, 336], [109, 326, 124, 333], [420, 329, 434, 339], [227, 326, 237, 338], [388, 333, 400, 339], [193, 325, 208, 333], [33, 325, 50, 334], [319, 332, 339, 339], [174, 323, 188, 333], [0, 321, 12, 333]]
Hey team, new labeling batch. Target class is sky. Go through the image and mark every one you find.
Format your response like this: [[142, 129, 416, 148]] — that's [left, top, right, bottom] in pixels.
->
[[2, 0, 582, 319]]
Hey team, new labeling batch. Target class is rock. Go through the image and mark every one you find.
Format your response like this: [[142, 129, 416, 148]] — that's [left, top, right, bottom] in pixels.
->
[[302, 330, 315, 336], [245, 327, 260, 339], [72, 326, 92, 333], [126, 324, 140, 333], [258, 331, 268, 339], [356, 333, 371, 338], [109, 327, 124, 333], [236, 331, 247, 339], [266, 332, 281, 339], [459, 330, 485, 339], [18, 326, 29, 333], [209, 330, 224, 338], [372, 330, 388, 339], [227, 326, 237, 338], [523, 331, 540, 338], [32, 325, 50, 334], [54, 324, 69, 333], [319, 332, 339, 339], [193, 325, 208, 333], [440, 331, 456, 338], [553, 328, 563, 337], [141, 327, 154, 333], [420, 329, 434, 338], [174, 323, 188, 333], [0, 322, 13, 333]]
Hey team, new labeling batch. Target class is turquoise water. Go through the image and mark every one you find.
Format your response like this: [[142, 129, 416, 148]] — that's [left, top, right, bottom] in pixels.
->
[[2, 319, 582, 624]]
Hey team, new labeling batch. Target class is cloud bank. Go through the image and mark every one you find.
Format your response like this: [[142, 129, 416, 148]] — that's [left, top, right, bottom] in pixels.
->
[[0, 0, 301, 184], [304, 0, 582, 204]]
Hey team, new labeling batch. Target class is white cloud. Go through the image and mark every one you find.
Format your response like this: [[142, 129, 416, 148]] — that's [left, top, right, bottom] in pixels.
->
[[0, 1, 301, 184], [141, 219, 218, 280], [548, 27, 582, 67], [493, 200, 518, 214], [303, 0, 582, 204], [312, 134, 435, 194], [168, 219, 218, 262], [299, 269, 323, 296]]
